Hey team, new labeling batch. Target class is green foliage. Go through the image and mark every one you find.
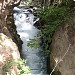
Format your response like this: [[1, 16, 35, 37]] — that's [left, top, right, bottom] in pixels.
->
[[2, 60, 15, 75], [27, 37, 41, 48], [39, 6, 70, 53], [17, 59, 30, 75], [2, 59, 30, 75], [61, 0, 75, 7], [62, 0, 73, 4], [39, 6, 70, 24], [26, 6, 70, 56]]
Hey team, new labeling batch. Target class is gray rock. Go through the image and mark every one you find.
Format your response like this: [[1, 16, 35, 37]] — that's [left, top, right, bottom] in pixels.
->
[[50, 24, 75, 75]]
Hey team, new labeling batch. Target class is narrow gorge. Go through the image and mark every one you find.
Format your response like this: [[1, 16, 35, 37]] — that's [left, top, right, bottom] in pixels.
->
[[13, 7, 48, 75]]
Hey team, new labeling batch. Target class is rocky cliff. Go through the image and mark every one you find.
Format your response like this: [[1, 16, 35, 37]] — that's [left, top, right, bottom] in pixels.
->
[[50, 14, 75, 75], [0, 33, 20, 75], [0, 0, 23, 55], [0, 0, 23, 75]]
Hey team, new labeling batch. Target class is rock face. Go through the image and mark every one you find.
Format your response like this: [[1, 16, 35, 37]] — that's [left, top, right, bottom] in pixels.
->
[[50, 23, 75, 75], [0, 33, 20, 75], [0, 0, 23, 56], [0, 0, 22, 75]]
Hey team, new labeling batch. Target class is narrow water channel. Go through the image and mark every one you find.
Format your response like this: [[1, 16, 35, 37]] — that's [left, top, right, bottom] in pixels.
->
[[13, 7, 48, 75]]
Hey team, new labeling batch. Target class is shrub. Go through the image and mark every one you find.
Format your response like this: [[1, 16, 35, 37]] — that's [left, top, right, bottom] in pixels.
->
[[39, 6, 70, 53], [2, 59, 30, 75], [27, 6, 70, 56]]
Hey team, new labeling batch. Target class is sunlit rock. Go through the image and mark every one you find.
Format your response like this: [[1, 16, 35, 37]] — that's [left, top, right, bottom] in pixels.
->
[[0, 33, 20, 75]]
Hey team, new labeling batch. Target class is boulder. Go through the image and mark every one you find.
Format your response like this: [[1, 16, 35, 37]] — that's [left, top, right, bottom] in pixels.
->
[[0, 0, 22, 75], [0, 33, 20, 75], [50, 23, 75, 75]]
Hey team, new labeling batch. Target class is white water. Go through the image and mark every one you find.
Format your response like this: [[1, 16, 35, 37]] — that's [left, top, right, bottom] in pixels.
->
[[13, 7, 47, 75]]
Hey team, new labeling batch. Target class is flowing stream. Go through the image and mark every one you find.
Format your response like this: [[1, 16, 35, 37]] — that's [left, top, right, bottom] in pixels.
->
[[13, 7, 48, 75]]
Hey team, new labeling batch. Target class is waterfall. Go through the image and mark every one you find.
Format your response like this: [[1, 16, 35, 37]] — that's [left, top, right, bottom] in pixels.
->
[[13, 7, 48, 75]]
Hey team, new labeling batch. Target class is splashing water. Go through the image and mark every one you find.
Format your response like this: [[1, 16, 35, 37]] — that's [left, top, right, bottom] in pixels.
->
[[13, 7, 48, 75]]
